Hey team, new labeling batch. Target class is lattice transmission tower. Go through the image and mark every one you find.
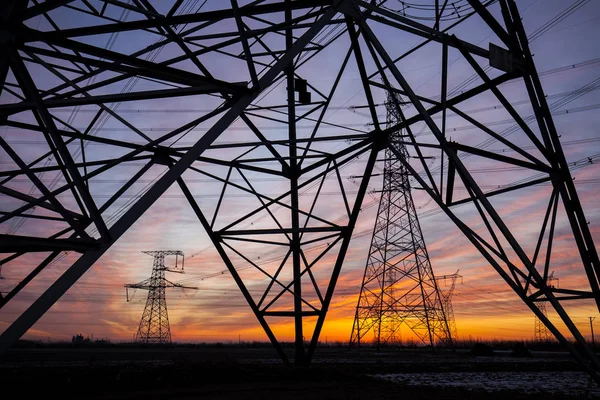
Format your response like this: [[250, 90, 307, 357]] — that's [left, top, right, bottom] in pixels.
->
[[350, 92, 453, 348], [533, 272, 558, 342], [125, 251, 196, 344], [436, 270, 462, 342]]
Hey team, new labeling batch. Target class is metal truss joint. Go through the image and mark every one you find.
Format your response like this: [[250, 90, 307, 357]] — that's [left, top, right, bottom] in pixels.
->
[[151, 148, 174, 166], [489, 43, 524, 73], [336, 0, 362, 19], [372, 129, 389, 152]]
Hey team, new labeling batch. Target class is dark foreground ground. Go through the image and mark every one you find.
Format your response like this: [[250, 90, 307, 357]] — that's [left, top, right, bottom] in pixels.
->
[[1, 346, 598, 399]]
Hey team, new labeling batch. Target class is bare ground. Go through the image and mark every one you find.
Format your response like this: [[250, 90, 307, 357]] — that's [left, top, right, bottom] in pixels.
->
[[1, 346, 597, 399]]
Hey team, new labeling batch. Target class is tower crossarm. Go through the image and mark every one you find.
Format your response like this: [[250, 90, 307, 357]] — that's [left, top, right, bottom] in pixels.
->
[[436, 270, 462, 301], [124, 278, 153, 290], [164, 278, 198, 290], [142, 250, 184, 257]]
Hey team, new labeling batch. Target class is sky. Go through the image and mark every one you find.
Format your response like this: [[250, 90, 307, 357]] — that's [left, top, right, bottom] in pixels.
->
[[1, 0, 600, 347]]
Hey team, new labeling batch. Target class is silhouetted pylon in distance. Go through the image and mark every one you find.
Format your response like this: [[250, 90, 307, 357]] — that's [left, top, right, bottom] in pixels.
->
[[533, 272, 558, 342], [436, 270, 462, 342], [125, 251, 197, 344]]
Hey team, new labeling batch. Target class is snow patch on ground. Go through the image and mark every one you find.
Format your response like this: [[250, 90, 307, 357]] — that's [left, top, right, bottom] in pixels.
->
[[372, 371, 600, 397]]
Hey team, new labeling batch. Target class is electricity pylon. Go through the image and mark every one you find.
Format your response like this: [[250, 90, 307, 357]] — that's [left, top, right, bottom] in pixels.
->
[[350, 92, 453, 349], [1, 1, 600, 381], [125, 251, 196, 344], [533, 272, 558, 342], [436, 270, 463, 342]]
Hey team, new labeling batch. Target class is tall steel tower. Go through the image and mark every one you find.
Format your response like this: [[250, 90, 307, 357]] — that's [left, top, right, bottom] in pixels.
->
[[125, 251, 196, 344], [350, 93, 453, 348], [436, 270, 462, 343]]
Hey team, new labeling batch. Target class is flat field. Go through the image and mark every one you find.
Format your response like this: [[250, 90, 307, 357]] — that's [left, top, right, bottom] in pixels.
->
[[1, 345, 598, 399]]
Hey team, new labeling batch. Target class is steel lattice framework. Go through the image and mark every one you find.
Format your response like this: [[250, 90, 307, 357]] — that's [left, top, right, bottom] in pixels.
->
[[125, 250, 194, 344], [0, 0, 599, 380], [437, 270, 461, 342], [532, 272, 558, 343], [350, 92, 452, 348]]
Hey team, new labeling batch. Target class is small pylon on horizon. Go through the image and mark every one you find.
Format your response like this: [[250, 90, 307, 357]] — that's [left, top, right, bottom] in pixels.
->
[[125, 251, 197, 344]]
